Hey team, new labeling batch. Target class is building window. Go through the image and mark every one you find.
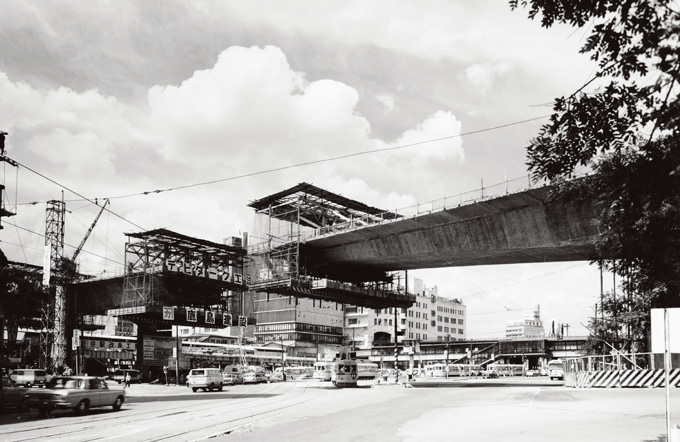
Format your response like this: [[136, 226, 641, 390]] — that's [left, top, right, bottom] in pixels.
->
[[437, 326, 442, 332], [458, 319, 464, 325], [348, 318, 358, 325], [444, 327, 449, 333]]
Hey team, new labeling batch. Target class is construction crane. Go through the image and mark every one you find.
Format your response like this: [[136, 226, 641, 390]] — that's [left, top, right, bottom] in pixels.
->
[[71, 199, 110, 264]]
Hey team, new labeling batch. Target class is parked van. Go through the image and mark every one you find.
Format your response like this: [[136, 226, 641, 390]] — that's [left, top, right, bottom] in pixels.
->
[[9, 369, 47, 388], [186, 368, 224, 392], [113, 369, 141, 384]]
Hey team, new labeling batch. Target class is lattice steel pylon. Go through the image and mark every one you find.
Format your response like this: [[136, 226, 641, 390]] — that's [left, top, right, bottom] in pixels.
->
[[41, 199, 66, 371]]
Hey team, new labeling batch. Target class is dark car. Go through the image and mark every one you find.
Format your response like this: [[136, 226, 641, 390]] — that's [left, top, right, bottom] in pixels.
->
[[1, 375, 28, 410], [23, 376, 125, 416], [483, 370, 499, 379]]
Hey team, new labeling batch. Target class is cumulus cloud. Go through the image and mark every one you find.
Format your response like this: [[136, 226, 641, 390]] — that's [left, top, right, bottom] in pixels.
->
[[0, 45, 465, 273], [147, 45, 374, 169], [383, 110, 464, 167]]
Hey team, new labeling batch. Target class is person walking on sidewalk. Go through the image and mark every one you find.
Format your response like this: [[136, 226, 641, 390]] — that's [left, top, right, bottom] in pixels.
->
[[125, 373, 131, 388]]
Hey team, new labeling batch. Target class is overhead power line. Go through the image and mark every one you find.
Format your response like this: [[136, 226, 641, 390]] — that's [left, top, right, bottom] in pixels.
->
[[6, 221, 125, 266], [14, 114, 550, 205], [6, 159, 145, 231]]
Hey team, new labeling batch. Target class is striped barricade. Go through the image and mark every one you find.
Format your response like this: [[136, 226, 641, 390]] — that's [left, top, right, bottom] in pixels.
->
[[574, 369, 680, 388]]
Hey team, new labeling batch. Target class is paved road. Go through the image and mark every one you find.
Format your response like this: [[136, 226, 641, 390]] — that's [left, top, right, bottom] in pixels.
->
[[1, 378, 679, 442]]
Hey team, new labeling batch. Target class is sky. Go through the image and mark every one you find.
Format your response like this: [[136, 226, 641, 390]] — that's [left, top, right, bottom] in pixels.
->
[[0, 0, 616, 338]]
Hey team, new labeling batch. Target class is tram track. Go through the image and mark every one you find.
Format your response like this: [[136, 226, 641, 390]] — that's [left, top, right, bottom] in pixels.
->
[[0, 382, 328, 442]]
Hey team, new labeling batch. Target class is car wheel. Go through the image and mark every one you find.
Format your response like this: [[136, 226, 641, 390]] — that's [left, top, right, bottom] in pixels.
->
[[192, 387, 198, 392], [112, 396, 124, 411], [40, 406, 51, 418], [26, 382, 32, 388], [217, 383, 223, 392], [208, 383, 214, 392], [74, 400, 89, 415]]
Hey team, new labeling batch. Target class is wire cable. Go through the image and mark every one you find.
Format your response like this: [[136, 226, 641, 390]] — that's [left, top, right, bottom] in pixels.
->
[[7, 159, 145, 231], [6, 221, 125, 266], [12, 114, 550, 205]]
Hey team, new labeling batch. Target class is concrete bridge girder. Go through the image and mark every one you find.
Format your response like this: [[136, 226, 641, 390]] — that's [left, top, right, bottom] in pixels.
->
[[303, 187, 602, 272]]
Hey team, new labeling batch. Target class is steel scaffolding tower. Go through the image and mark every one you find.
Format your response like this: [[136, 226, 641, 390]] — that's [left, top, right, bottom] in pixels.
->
[[41, 199, 66, 371]]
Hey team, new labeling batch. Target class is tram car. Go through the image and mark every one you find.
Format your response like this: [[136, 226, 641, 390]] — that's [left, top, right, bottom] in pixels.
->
[[356, 362, 378, 380], [313, 361, 332, 381], [331, 360, 358, 387]]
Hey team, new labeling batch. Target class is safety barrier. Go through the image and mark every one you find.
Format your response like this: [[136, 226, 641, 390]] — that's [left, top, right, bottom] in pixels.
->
[[570, 368, 680, 388]]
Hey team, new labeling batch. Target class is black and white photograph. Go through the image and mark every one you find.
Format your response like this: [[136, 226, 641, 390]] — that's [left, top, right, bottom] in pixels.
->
[[0, 1, 679, 441]]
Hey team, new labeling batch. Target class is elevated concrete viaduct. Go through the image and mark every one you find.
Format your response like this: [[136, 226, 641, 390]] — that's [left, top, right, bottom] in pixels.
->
[[69, 185, 603, 316], [302, 186, 602, 278]]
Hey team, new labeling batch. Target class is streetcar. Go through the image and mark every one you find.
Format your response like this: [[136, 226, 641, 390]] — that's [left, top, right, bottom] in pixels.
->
[[313, 361, 332, 381], [331, 360, 358, 387], [425, 363, 482, 377], [356, 362, 378, 380], [486, 363, 524, 377]]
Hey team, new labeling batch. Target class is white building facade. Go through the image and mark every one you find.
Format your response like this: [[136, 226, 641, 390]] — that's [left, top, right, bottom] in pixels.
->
[[505, 305, 545, 339], [345, 278, 466, 349]]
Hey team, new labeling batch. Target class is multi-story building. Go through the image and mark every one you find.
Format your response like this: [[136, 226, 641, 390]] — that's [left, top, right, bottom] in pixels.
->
[[345, 278, 466, 349], [252, 292, 344, 361], [505, 305, 545, 339]]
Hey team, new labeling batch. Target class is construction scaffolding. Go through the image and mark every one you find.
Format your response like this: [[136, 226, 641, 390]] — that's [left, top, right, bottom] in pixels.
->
[[109, 229, 248, 327], [42, 199, 66, 371], [247, 183, 414, 309]]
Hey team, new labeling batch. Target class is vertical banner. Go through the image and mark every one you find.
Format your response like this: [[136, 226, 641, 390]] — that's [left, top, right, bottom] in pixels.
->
[[42, 244, 51, 286], [163, 307, 174, 321]]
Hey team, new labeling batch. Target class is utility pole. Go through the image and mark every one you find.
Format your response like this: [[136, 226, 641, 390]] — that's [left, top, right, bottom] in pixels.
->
[[445, 335, 450, 380]]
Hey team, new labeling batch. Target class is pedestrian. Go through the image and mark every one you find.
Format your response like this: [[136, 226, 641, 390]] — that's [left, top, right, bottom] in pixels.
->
[[125, 372, 131, 388]]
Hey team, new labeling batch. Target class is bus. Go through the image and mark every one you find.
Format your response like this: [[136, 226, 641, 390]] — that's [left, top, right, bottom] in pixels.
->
[[548, 359, 564, 380]]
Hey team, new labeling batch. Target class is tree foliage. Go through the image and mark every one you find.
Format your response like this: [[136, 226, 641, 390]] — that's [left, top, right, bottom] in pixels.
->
[[511, 1, 680, 319], [0, 249, 47, 332]]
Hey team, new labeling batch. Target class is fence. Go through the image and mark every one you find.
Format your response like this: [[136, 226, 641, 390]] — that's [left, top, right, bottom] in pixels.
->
[[564, 352, 680, 388]]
